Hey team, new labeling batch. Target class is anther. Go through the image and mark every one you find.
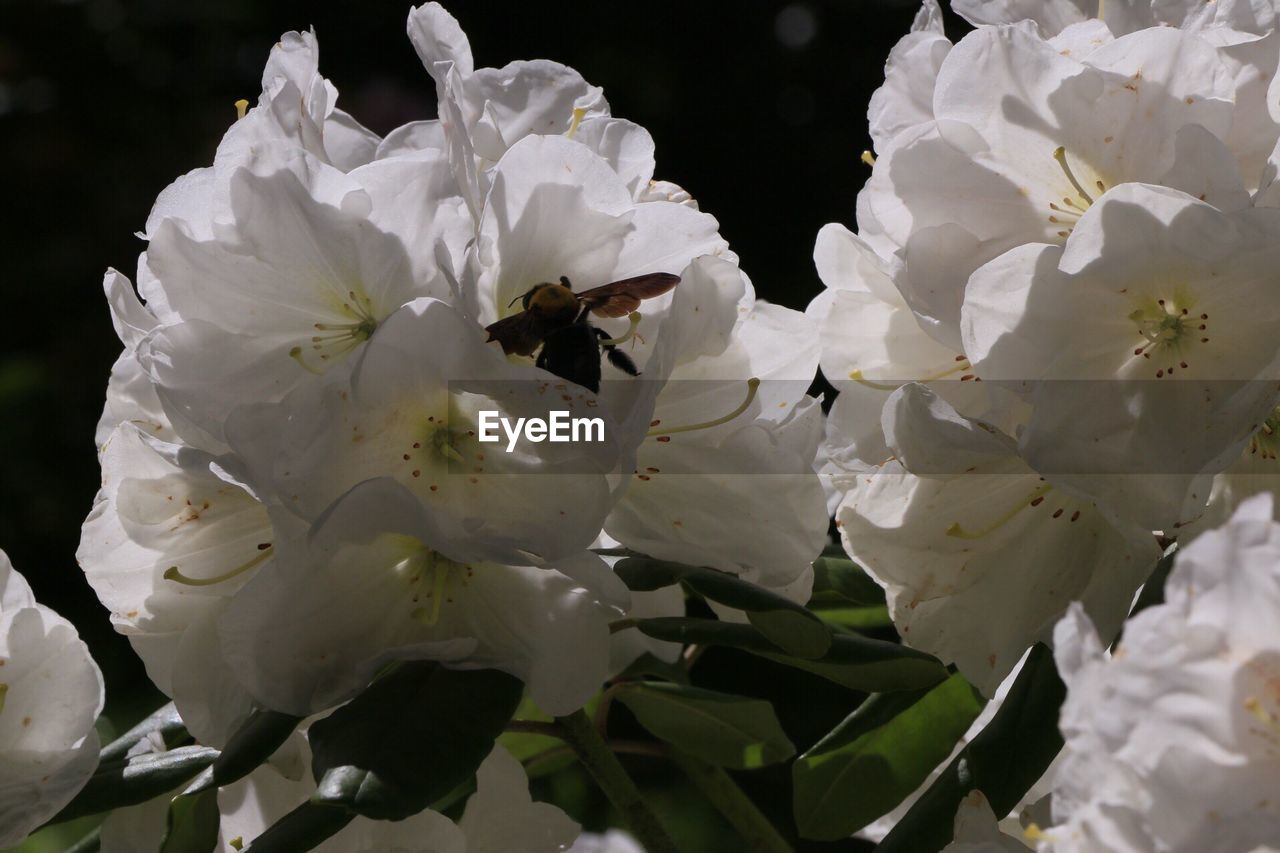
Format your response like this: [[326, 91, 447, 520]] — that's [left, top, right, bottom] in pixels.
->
[[1053, 146, 1095, 206]]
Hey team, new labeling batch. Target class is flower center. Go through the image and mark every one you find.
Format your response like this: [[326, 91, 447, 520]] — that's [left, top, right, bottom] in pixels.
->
[[398, 549, 474, 627], [1128, 293, 1209, 378], [1048, 147, 1108, 238], [290, 289, 381, 374]]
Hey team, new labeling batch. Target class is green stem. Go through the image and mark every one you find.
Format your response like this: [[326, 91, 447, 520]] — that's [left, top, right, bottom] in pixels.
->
[[670, 752, 794, 853], [555, 710, 678, 853]]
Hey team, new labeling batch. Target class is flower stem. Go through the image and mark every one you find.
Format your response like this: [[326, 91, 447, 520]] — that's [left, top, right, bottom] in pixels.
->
[[555, 710, 678, 853], [670, 751, 794, 853]]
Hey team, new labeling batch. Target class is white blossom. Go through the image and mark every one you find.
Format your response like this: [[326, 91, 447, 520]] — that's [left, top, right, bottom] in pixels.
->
[[1044, 494, 1280, 851], [836, 384, 1157, 694], [0, 551, 104, 847]]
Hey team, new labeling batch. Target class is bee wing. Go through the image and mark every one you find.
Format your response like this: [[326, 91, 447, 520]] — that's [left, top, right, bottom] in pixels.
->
[[484, 311, 545, 357], [579, 273, 680, 318]]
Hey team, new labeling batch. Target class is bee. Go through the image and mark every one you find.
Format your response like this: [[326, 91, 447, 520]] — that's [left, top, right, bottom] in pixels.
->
[[485, 273, 679, 393]]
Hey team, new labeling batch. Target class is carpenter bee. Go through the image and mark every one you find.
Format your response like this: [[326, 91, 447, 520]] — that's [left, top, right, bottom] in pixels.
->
[[485, 273, 679, 393]]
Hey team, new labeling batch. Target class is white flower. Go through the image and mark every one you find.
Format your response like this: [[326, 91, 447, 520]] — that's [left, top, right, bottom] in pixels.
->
[[97, 269, 171, 450], [941, 791, 1034, 852], [868, 0, 951, 158], [138, 145, 462, 449], [1045, 494, 1280, 851], [141, 28, 381, 245], [963, 183, 1280, 531], [860, 21, 1241, 350], [836, 384, 1158, 694], [0, 551, 104, 848], [216, 476, 623, 717], [406, 3, 656, 221], [78, 424, 269, 745], [224, 297, 628, 567], [954, 0, 1280, 42], [604, 256, 828, 593], [567, 830, 645, 853]]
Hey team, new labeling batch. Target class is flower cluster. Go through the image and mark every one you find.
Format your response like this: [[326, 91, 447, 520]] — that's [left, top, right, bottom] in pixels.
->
[[77, 0, 822, 820], [818, 0, 1280, 695], [0, 550, 103, 847]]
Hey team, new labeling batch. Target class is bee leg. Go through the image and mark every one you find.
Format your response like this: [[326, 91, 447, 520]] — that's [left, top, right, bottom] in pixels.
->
[[595, 328, 641, 377]]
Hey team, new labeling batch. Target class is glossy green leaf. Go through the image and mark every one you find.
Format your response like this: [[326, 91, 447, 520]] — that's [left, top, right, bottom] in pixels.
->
[[54, 745, 220, 823], [635, 617, 947, 692], [244, 801, 354, 852], [817, 605, 894, 631], [181, 709, 301, 795], [98, 702, 188, 763], [308, 663, 522, 820], [810, 556, 886, 607], [615, 683, 794, 769], [877, 643, 1066, 853], [615, 556, 832, 659], [160, 787, 219, 853], [793, 673, 984, 840]]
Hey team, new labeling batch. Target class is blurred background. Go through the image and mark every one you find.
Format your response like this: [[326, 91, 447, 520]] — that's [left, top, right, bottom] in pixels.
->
[[0, 1, 969, 849]]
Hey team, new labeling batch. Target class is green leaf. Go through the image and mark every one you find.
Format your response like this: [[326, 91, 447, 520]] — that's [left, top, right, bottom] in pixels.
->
[[160, 787, 219, 853], [817, 605, 894, 631], [793, 673, 985, 840], [615, 556, 832, 659], [244, 801, 354, 852], [98, 702, 188, 763], [308, 663, 522, 820], [876, 643, 1066, 853], [635, 618, 948, 692], [54, 745, 220, 823], [615, 683, 794, 769], [810, 556, 886, 607], [206, 710, 302, 791], [613, 556, 685, 591]]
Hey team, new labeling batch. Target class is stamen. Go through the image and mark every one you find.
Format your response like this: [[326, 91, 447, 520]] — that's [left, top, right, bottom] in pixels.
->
[[946, 484, 1054, 539], [647, 378, 759, 437], [235, 98, 249, 120], [1054, 146, 1094, 206], [849, 359, 971, 390], [412, 561, 452, 627], [848, 371, 901, 391], [565, 106, 587, 139], [0, 683, 7, 715], [599, 312, 642, 346], [861, 150, 876, 167], [1245, 696, 1279, 729], [164, 546, 273, 587]]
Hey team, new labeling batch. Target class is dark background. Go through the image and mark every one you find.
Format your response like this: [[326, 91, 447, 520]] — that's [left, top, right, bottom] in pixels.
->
[[0, 1, 967, 849]]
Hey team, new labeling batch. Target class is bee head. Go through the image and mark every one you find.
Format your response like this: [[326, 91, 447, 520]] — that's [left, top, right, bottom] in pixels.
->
[[512, 277, 579, 319]]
